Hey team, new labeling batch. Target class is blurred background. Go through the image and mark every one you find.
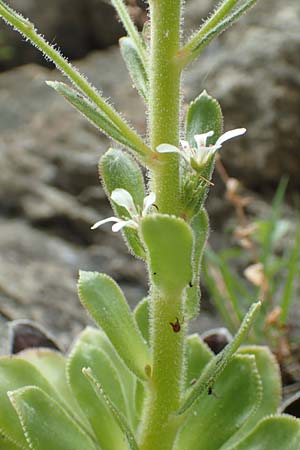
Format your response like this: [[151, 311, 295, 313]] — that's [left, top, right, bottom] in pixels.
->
[[0, 0, 299, 350]]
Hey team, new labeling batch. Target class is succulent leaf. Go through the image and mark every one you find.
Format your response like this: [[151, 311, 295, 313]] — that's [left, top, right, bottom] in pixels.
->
[[175, 354, 261, 450], [78, 271, 151, 380], [178, 302, 261, 414], [186, 208, 209, 319], [67, 339, 129, 450], [186, 90, 223, 147], [9, 386, 97, 450], [0, 358, 68, 447], [141, 214, 193, 294], [230, 415, 300, 450], [83, 367, 138, 450], [119, 37, 148, 102], [185, 333, 213, 388], [134, 297, 150, 345]]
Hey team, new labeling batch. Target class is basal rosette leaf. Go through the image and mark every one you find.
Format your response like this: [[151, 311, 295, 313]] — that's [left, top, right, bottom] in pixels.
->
[[175, 354, 262, 450], [9, 386, 97, 450]]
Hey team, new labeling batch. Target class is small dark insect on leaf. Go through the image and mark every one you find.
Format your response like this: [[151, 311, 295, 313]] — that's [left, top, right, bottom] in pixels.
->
[[189, 281, 193, 287], [170, 317, 181, 333], [153, 272, 157, 275]]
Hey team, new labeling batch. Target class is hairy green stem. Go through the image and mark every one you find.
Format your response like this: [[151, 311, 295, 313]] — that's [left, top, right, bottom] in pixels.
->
[[139, 288, 185, 450], [148, 0, 182, 215], [0, 0, 150, 158]]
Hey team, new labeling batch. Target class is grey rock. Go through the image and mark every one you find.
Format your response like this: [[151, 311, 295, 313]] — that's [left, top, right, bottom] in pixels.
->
[[0, 0, 125, 69]]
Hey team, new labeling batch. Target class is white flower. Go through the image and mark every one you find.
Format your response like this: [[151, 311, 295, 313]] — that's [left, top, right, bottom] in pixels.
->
[[91, 188, 156, 233], [156, 128, 246, 170]]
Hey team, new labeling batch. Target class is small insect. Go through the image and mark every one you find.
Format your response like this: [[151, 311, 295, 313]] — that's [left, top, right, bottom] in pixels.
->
[[207, 386, 219, 398], [169, 317, 182, 333], [189, 281, 193, 287]]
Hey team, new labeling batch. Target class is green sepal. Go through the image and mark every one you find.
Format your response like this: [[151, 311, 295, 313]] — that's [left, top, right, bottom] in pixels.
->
[[119, 37, 148, 102], [175, 354, 261, 450], [46, 81, 141, 154], [0, 357, 68, 448], [186, 209, 209, 319], [141, 214, 193, 294], [182, 91, 223, 216], [134, 297, 150, 345], [67, 339, 129, 450], [185, 333, 213, 388], [185, 90, 223, 147], [72, 326, 138, 431], [78, 271, 151, 380], [100, 148, 146, 259], [8, 386, 97, 450], [83, 368, 138, 450], [178, 301, 261, 414], [223, 345, 282, 448], [231, 415, 300, 450]]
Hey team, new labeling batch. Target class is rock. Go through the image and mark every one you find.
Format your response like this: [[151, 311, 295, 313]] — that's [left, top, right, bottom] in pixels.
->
[[0, 50, 148, 348], [0, 0, 125, 69], [185, 0, 300, 191]]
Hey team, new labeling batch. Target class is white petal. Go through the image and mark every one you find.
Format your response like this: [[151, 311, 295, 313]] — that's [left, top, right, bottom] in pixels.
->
[[111, 188, 137, 217], [156, 143, 180, 154], [216, 128, 246, 147], [194, 131, 214, 149], [143, 192, 156, 215], [112, 219, 137, 232], [91, 216, 120, 230]]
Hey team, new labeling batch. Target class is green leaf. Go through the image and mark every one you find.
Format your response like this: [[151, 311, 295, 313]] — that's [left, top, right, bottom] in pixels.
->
[[0, 357, 66, 448], [9, 386, 97, 450], [83, 367, 139, 450], [0, 429, 24, 450], [185, 90, 223, 147], [222, 345, 282, 447], [185, 333, 213, 388], [120, 37, 148, 102], [140, 214, 193, 294], [134, 297, 150, 345], [17, 349, 90, 431], [100, 148, 146, 259], [178, 301, 261, 414], [175, 354, 261, 450], [67, 339, 129, 450], [190, 0, 258, 59], [186, 208, 209, 319], [78, 326, 138, 430], [46, 81, 142, 154], [78, 271, 151, 380], [231, 415, 300, 450]]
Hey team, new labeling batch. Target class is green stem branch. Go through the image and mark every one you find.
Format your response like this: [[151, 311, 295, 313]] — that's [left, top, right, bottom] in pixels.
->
[[0, 0, 150, 158], [111, 0, 147, 69]]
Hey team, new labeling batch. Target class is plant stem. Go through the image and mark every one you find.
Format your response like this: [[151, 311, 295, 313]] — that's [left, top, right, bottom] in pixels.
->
[[139, 288, 185, 450], [148, 0, 182, 215]]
